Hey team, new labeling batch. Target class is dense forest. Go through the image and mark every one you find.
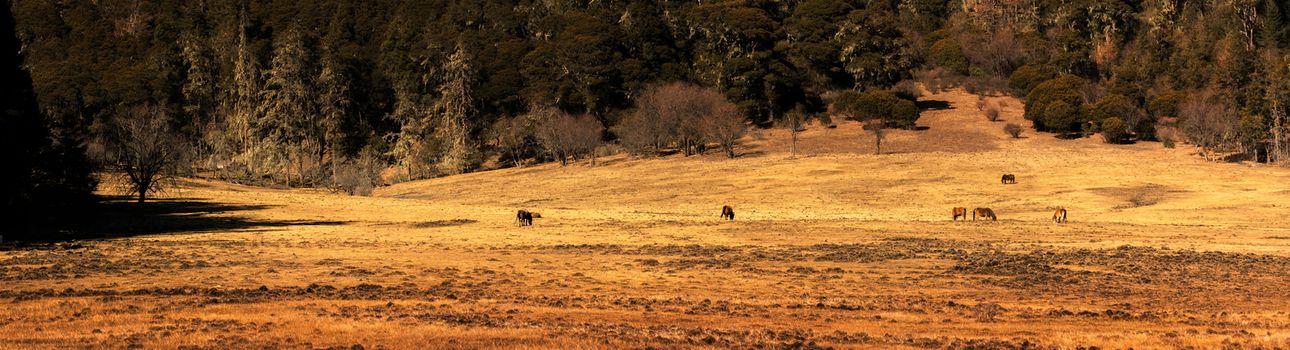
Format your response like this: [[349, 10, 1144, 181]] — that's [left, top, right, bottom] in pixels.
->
[[6, 0, 1290, 216]]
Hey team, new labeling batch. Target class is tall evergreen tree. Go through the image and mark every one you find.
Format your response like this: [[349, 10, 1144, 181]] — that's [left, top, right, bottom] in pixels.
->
[[435, 41, 477, 175], [2, 0, 96, 238], [259, 27, 316, 186]]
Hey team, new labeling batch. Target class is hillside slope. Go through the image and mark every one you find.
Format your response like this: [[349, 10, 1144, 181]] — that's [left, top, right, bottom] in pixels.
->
[[379, 88, 1290, 240]]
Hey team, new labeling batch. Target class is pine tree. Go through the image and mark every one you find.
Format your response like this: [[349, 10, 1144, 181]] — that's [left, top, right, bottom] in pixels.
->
[[228, 12, 261, 174], [259, 27, 317, 186], [180, 34, 217, 158], [2, 0, 96, 237], [435, 41, 477, 175], [318, 45, 352, 183], [383, 15, 435, 179]]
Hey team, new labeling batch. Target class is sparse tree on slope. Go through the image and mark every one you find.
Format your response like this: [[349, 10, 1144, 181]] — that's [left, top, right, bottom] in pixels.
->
[[864, 118, 886, 155]]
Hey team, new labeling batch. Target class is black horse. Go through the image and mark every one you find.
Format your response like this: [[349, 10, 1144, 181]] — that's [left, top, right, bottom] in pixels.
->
[[1001, 174, 1017, 184], [516, 210, 534, 226], [721, 205, 735, 220]]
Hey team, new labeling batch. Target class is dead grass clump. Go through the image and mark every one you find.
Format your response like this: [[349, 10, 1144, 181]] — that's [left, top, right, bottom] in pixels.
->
[[1126, 192, 1161, 208], [1115, 185, 1168, 209], [408, 219, 476, 228], [1093, 184, 1173, 209], [971, 303, 1004, 322]]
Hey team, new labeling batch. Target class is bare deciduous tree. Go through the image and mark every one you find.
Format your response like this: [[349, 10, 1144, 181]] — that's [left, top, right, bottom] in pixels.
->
[[960, 29, 1025, 77], [784, 112, 804, 156], [616, 90, 678, 155], [863, 119, 886, 155], [1180, 92, 1238, 161], [533, 105, 603, 166], [701, 102, 746, 158], [94, 105, 188, 203], [619, 82, 740, 156], [489, 116, 535, 168]]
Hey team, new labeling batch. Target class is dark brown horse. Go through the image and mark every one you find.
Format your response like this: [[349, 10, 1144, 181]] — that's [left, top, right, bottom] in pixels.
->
[[721, 205, 735, 220], [953, 207, 968, 221], [973, 208, 997, 221], [516, 210, 535, 226], [1052, 208, 1067, 223], [1001, 174, 1016, 184]]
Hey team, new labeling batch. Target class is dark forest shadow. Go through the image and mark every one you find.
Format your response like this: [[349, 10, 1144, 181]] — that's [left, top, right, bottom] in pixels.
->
[[87, 195, 347, 238]]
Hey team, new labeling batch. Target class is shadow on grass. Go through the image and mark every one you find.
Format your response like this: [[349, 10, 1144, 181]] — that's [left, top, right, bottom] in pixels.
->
[[917, 100, 952, 111], [89, 195, 348, 238]]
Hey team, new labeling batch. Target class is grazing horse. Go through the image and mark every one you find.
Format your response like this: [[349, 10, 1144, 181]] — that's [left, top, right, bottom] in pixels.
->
[[721, 205, 735, 220], [952, 207, 968, 221], [1052, 208, 1067, 223], [516, 210, 534, 226], [973, 208, 997, 221], [1001, 174, 1016, 184]]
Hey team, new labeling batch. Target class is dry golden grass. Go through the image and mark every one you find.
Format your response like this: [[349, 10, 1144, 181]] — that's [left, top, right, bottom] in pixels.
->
[[3, 89, 1290, 349]]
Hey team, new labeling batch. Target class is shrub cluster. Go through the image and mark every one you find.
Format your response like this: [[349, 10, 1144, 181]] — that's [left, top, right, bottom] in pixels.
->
[[834, 90, 920, 129], [1023, 75, 1086, 133]]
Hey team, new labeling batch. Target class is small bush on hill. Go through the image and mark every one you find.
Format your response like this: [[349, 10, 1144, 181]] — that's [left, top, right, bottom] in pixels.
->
[[335, 152, 382, 196], [1004, 123, 1024, 138], [1101, 117, 1128, 144], [891, 80, 923, 101], [915, 67, 958, 93], [985, 104, 1001, 122]]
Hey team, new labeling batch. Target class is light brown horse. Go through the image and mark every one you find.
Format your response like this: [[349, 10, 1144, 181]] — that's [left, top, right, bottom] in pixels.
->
[[953, 207, 968, 221], [973, 208, 997, 221], [721, 205, 735, 220], [1052, 208, 1067, 223]]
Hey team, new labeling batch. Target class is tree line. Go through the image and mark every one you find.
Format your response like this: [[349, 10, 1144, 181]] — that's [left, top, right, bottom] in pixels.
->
[[10, 0, 928, 191]]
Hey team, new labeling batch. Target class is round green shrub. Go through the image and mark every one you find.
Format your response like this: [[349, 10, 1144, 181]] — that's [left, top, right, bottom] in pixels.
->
[[1149, 90, 1187, 119], [1024, 75, 1086, 133], [1008, 63, 1058, 96], [1090, 94, 1140, 122], [929, 39, 969, 75]]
